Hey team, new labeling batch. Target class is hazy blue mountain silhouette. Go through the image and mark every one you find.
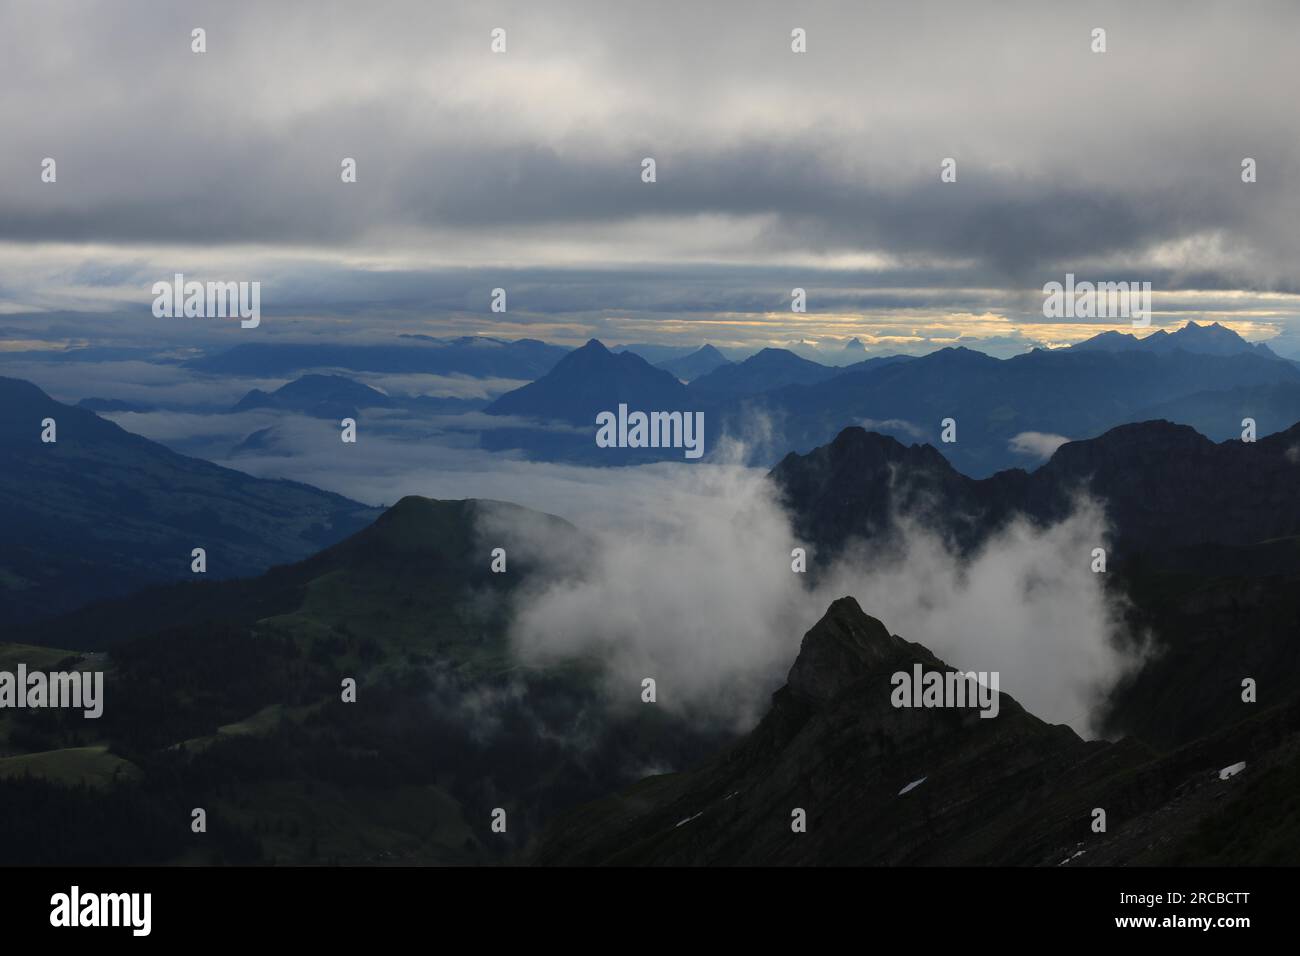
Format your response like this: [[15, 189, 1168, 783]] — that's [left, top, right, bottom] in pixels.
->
[[655, 344, 732, 382], [478, 326, 1300, 473], [0, 376, 379, 624], [742, 344, 1300, 476], [482, 340, 700, 461], [233, 373, 394, 419], [1070, 320, 1284, 359], [689, 347, 842, 397]]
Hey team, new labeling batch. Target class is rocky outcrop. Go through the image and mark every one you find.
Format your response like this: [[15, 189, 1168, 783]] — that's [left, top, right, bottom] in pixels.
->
[[529, 596, 1300, 866], [769, 420, 1300, 571]]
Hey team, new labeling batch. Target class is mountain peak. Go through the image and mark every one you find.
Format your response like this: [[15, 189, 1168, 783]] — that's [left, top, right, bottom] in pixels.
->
[[689, 347, 838, 396], [786, 597, 904, 703], [1071, 321, 1279, 358], [232, 372, 391, 416], [818, 425, 952, 471], [652, 344, 733, 383], [484, 338, 689, 431], [751, 346, 824, 364]]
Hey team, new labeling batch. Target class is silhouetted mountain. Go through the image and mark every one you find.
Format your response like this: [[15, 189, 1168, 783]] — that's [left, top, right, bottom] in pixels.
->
[[476, 339, 1300, 470], [769, 419, 1300, 567], [233, 373, 395, 419], [185, 337, 568, 378], [769, 421, 1300, 755], [0, 376, 379, 624], [689, 348, 841, 397], [655, 345, 731, 382], [488, 339, 689, 421], [838, 353, 915, 374], [1071, 321, 1282, 359], [770, 426, 1015, 557], [482, 340, 698, 460], [532, 597, 1300, 865], [742, 344, 1300, 476]]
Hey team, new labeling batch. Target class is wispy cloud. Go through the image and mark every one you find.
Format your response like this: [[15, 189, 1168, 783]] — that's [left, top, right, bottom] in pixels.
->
[[1009, 431, 1071, 461]]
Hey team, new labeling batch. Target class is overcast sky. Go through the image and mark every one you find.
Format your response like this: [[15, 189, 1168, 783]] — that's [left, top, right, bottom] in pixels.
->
[[3, 0, 1300, 357]]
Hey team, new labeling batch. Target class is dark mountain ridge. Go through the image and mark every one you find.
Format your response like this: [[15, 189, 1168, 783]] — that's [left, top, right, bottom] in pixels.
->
[[769, 419, 1300, 566], [2, 496, 734, 865], [531, 597, 1300, 865], [0, 375, 379, 624]]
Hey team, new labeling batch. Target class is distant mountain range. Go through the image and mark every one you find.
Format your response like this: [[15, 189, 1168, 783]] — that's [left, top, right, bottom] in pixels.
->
[[733, 344, 1300, 476], [0, 376, 380, 624], [1070, 320, 1285, 359], [476, 324, 1299, 473]]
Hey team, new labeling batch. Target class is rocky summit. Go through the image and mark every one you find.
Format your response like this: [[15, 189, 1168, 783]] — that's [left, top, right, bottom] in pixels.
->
[[530, 597, 1300, 866]]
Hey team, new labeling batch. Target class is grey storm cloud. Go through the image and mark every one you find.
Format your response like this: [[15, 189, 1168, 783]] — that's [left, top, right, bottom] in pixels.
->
[[2, 0, 1299, 288]]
